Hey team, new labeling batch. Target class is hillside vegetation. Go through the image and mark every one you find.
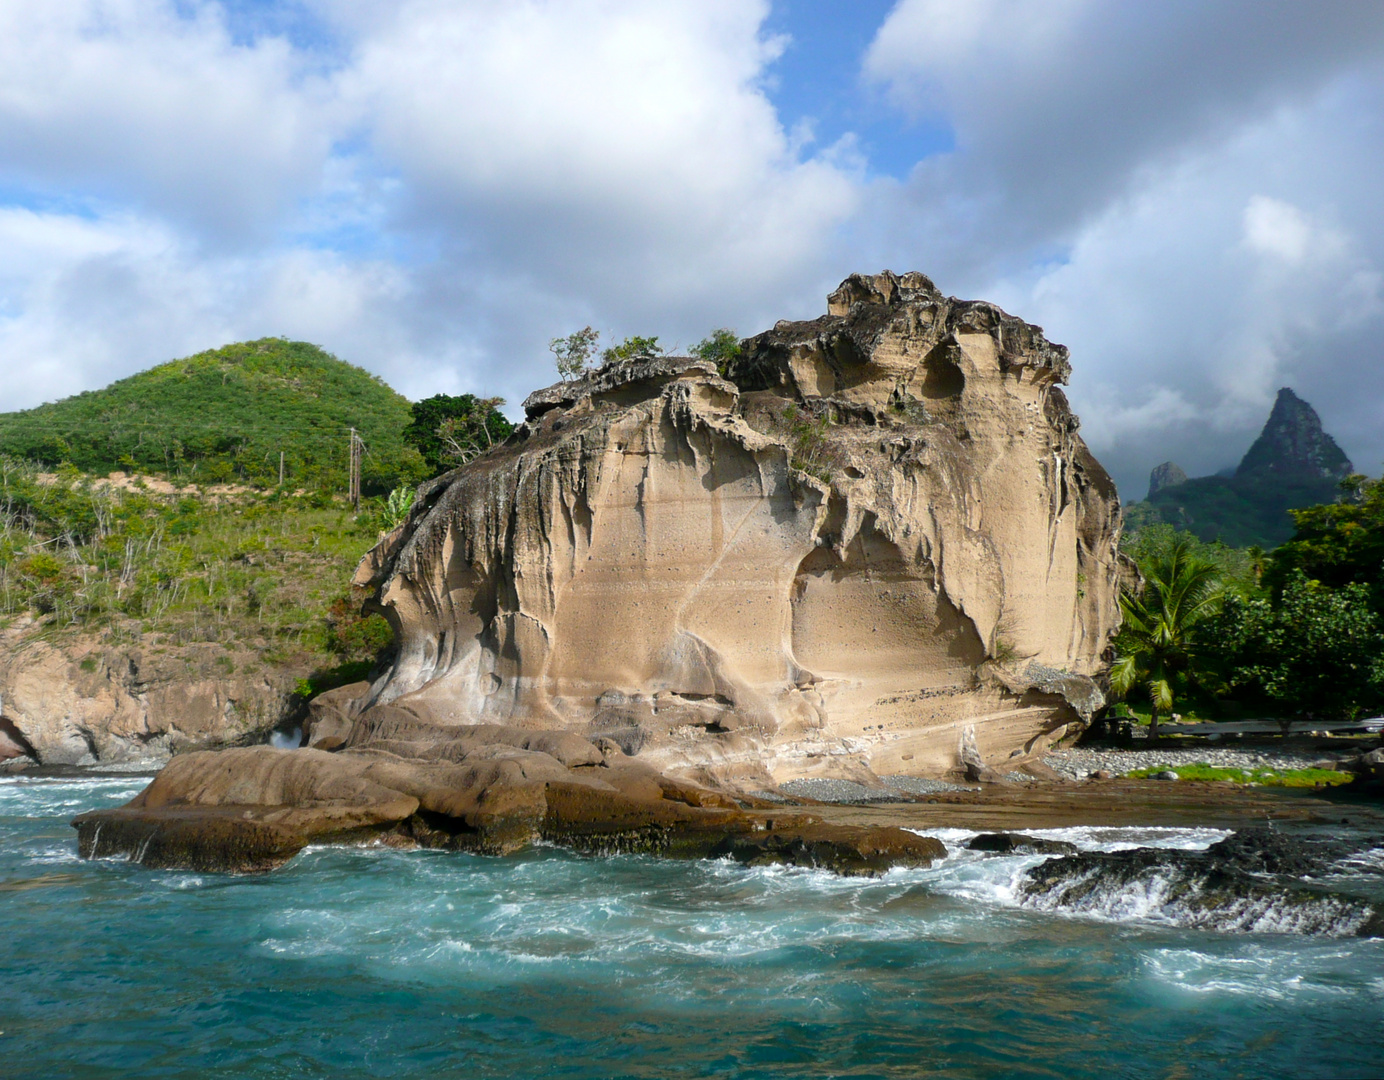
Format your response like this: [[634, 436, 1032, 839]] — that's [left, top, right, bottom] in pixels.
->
[[0, 457, 392, 694], [0, 339, 425, 493], [1133, 472, 1341, 549]]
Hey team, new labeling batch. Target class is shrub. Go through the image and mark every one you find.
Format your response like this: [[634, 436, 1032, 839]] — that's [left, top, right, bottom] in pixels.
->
[[601, 335, 663, 365], [692, 328, 741, 372], [549, 327, 600, 381]]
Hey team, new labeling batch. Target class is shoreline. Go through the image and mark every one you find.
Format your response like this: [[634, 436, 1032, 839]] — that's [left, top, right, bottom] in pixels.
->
[[802, 777, 1384, 834]]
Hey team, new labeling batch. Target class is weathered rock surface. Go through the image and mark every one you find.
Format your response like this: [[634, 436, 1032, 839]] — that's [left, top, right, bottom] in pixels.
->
[[352, 271, 1126, 787], [0, 621, 302, 767], [72, 270, 1125, 875], [1236, 387, 1353, 482], [73, 725, 946, 875]]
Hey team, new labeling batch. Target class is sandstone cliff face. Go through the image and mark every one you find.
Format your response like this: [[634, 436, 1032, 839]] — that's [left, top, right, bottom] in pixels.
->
[[0, 620, 300, 766], [351, 272, 1125, 785]]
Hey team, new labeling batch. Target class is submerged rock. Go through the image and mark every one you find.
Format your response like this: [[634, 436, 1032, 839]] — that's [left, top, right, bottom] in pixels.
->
[[966, 832, 1078, 856], [352, 271, 1126, 788], [1020, 828, 1384, 937]]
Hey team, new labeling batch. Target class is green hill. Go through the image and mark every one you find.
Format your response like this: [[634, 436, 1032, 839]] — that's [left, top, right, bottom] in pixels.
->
[[0, 339, 423, 492]]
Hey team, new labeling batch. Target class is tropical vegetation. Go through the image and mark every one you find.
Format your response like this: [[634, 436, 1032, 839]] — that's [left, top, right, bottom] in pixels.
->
[[1113, 479, 1384, 726], [403, 394, 514, 477], [0, 455, 393, 692]]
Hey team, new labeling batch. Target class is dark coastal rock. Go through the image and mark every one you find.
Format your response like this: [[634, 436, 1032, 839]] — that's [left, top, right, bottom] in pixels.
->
[[72, 732, 945, 877], [1205, 826, 1359, 877], [966, 832, 1078, 856], [1021, 827, 1384, 937], [1341, 746, 1384, 794]]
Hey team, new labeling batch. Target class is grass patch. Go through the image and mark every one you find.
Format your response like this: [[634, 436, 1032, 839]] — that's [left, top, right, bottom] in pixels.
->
[[1125, 763, 1351, 787]]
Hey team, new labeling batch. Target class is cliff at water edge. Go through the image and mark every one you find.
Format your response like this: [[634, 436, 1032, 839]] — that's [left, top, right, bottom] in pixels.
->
[[74, 271, 1130, 872], [350, 270, 1125, 784]]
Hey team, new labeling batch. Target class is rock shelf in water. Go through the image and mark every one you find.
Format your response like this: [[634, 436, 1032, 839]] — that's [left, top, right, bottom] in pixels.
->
[[72, 724, 946, 875], [1020, 828, 1384, 937]]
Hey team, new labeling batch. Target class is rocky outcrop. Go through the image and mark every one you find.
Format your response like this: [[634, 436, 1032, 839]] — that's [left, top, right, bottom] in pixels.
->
[[0, 620, 302, 766], [1146, 461, 1187, 499], [70, 270, 1127, 876], [1236, 387, 1353, 482], [1020, 828, 1384, 937], [73, 721, 947, 875], [350, 271, 1125, 787]]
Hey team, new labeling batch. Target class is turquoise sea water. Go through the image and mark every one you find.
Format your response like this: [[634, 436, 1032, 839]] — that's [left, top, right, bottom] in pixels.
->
[[3, 776, 1383, 1079]]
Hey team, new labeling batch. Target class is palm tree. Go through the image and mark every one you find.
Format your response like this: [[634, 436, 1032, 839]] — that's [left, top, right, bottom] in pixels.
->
[[1110, 536, 1223, 742]]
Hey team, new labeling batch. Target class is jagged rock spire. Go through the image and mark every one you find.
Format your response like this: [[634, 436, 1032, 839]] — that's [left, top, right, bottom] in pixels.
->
[[1236, 388, 1352, 480]]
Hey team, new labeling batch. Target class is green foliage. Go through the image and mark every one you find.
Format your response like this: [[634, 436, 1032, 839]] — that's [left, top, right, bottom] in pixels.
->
[[601, 335, 663, 365], [1133, 472, 1346, 549], [324, 594, 392, 659], [778, 404, 839, 482], [1266, 474, 1384, 615], [1122, 524, 1259, 596], [295, 660, 376, 701], [0, 456, 388, 672], [0, 339, 423, 494], [1125, 764, 1350, 788], [549, 327, 600, 381], [402, 395, 513, 476], [376, 485, 415, 534], [692, 328, 741, 373], [1110, 535, 1224, 737], [1207, 572, 1384, 720]]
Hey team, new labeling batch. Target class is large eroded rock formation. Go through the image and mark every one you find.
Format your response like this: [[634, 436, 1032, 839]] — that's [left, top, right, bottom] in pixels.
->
[[72, 271, 1126, 874], [350, 272, 1124, 785]]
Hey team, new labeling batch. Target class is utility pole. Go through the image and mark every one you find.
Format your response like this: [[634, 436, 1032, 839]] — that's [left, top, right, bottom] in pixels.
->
[[279, 450, 285, 487], [348, 428, 363, 510]]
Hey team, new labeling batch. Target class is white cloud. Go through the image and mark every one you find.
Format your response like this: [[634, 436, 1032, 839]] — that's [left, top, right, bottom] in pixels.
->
[[3, 0, 1384, 495], [0, 0, 333, 240], [982, 105, 1384, 491], [1243, 196, 1321, 264], [337, 0, 859, 320], [0, 205, 458, 416], [859, 1, 1384, 493], [0, 0, 864, 419]]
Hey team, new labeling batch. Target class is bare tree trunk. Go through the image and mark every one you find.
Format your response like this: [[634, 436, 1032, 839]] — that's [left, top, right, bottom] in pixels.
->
[[1148, 705, 1161, 744]]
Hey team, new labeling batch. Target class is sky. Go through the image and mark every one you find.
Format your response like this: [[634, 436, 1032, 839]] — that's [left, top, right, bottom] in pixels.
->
[[2, 0, 1384, 499]]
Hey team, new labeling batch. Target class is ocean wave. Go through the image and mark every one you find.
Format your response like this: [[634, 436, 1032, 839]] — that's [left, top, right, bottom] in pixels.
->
[[1019, 832, 1384, 938]]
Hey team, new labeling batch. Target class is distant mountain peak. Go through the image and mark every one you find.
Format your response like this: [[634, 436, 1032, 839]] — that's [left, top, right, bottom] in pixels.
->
[[1146, 461, 1188, 500], [1235, 387, 1352, 481]]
